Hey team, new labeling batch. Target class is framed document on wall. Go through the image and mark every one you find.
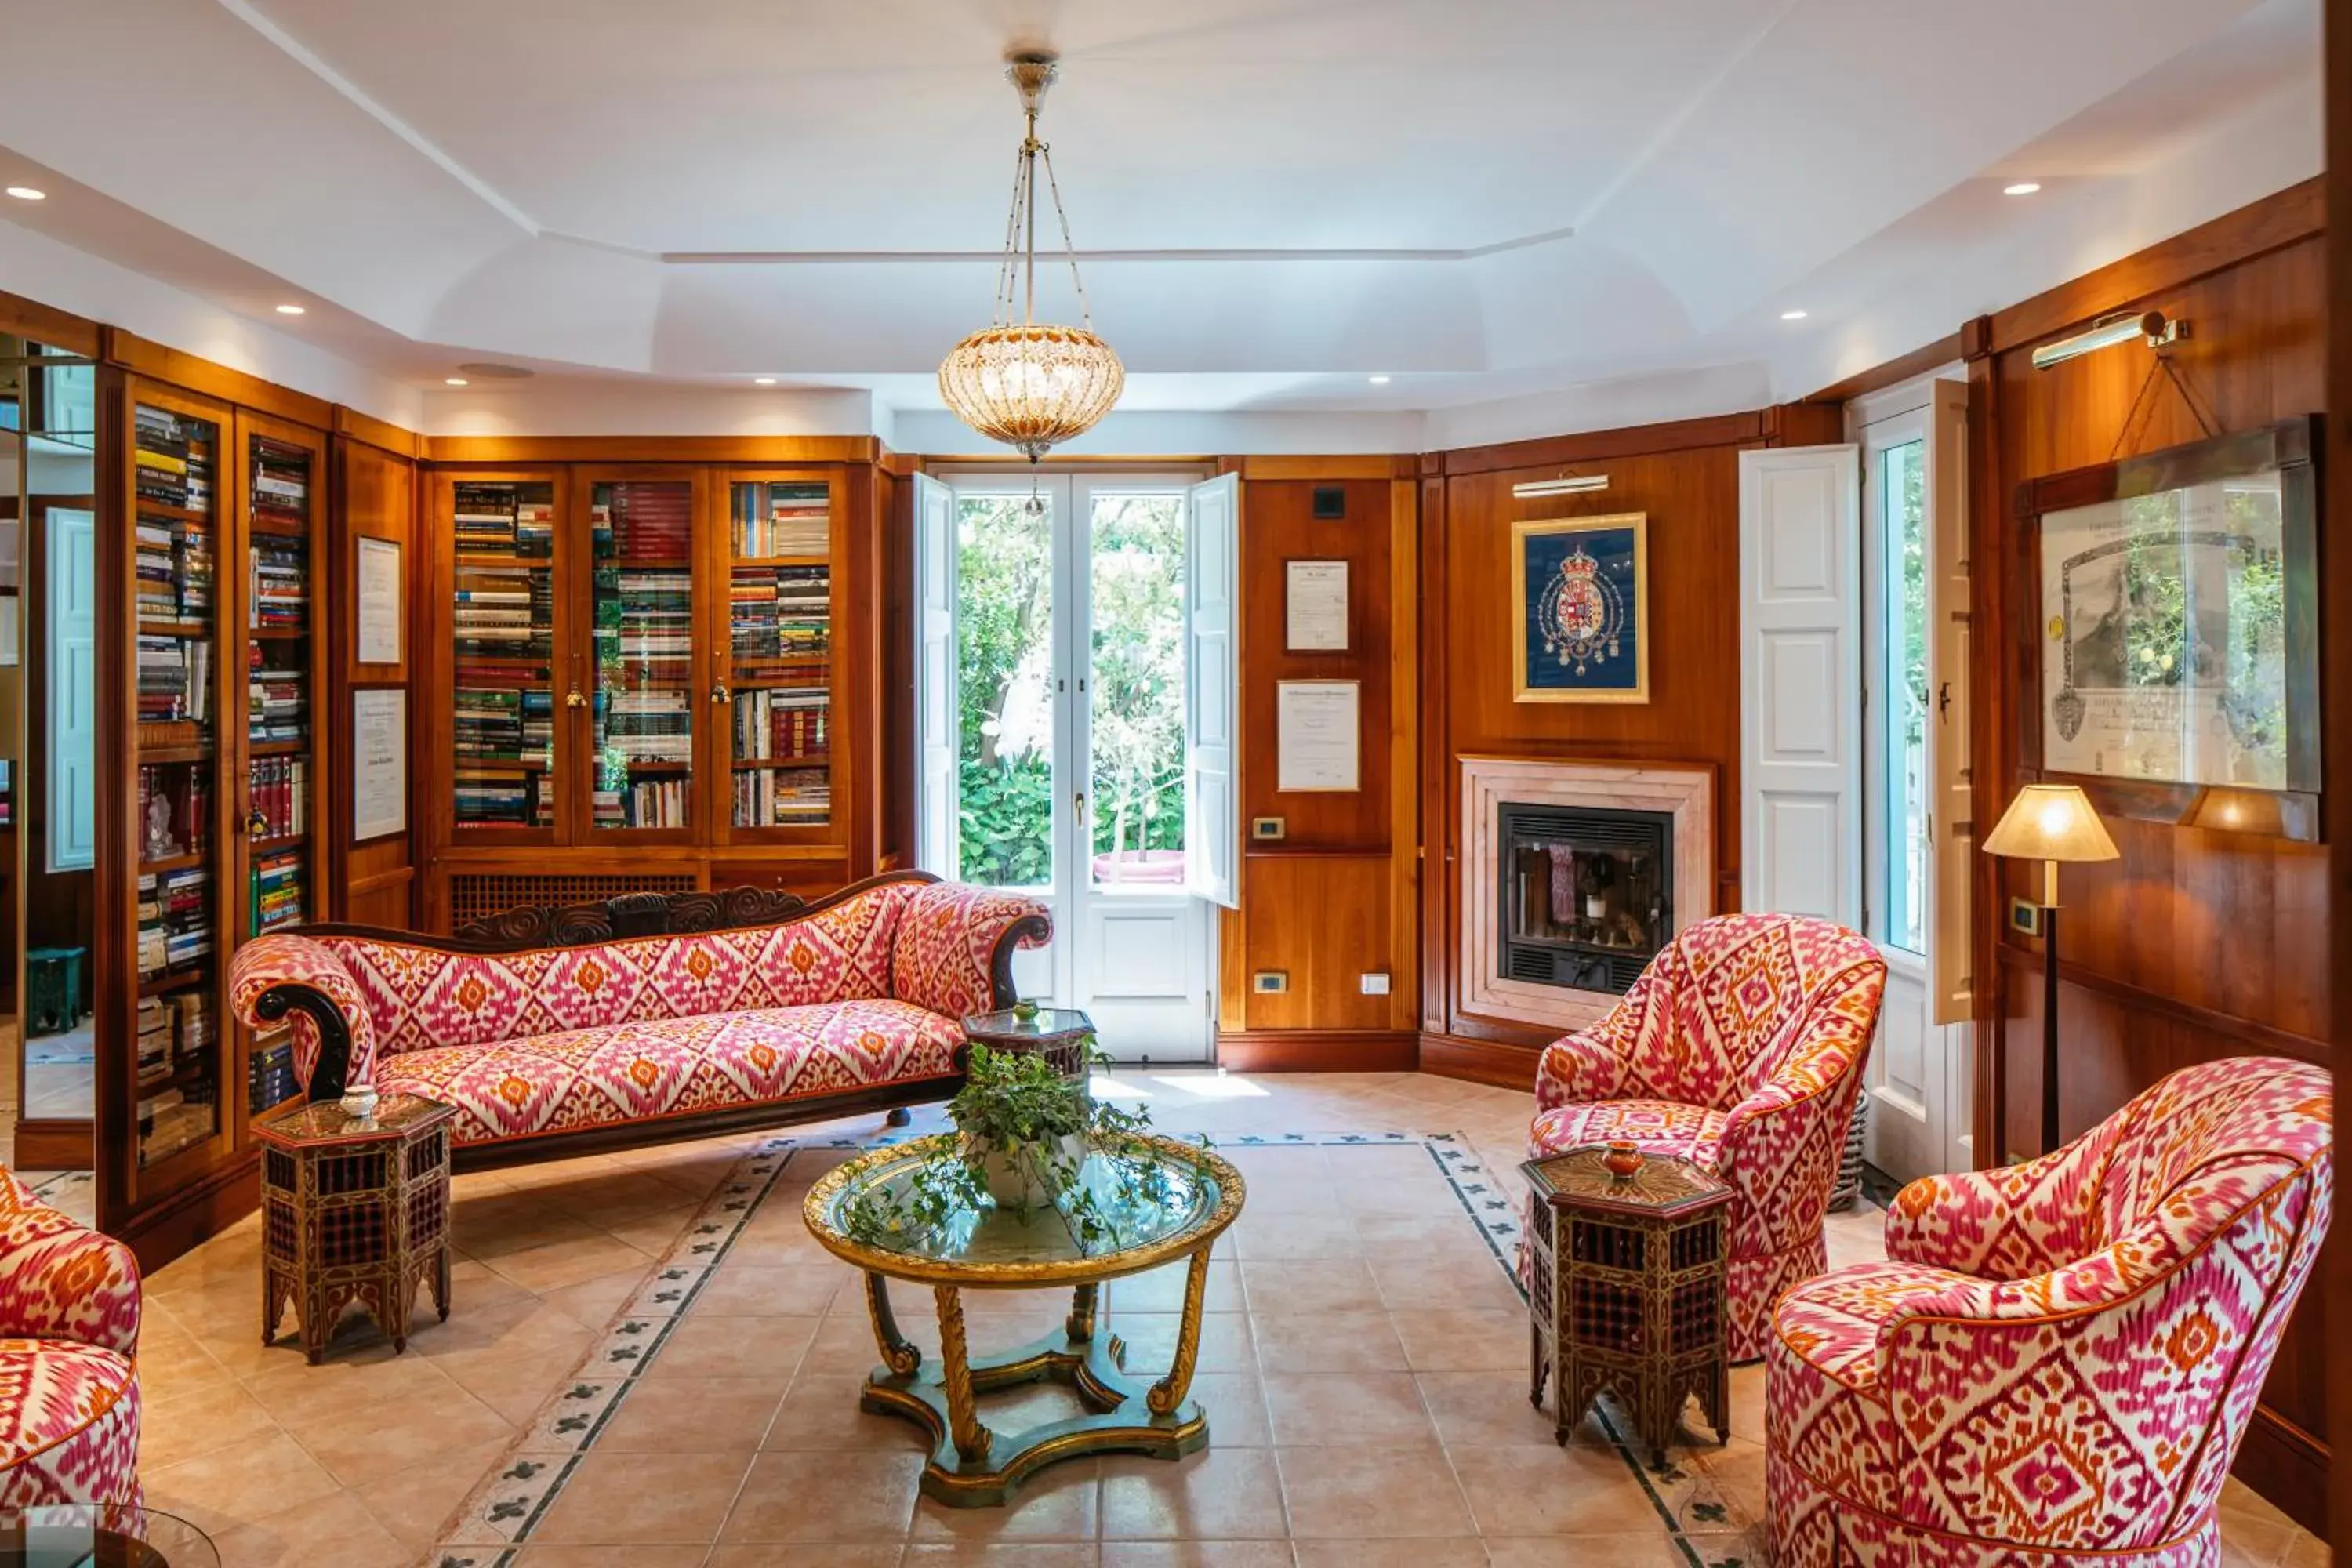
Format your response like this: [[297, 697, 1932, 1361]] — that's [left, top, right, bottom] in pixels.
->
[[1512, 512, 1649, 703], [2021, 417, 2319, 837], [353, 688, 408, 842]]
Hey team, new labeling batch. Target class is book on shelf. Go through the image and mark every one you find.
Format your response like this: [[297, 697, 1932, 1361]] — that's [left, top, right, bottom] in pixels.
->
[[250, 437, 310, 530], [247, 755, 307, 837], [592, 775, 688, 829], [136, 998, 172, 1086], [731, 688, 829, 761], [731, 481, 830, 557], [249, 1028, 299, 1112], [453, 482, 555, 557], [250, 848, 304, 933], [733, 764, 830, 828], [595, 481, 693, 560]]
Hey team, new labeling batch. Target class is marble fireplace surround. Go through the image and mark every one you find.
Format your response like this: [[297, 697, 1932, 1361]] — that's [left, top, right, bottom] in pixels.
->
[[1460, 755, 1715, 1035]]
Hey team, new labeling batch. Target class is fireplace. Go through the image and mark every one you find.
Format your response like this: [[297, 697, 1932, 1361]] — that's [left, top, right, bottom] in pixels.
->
[[1460, 756, 1712, 1033], [1499, 803, 1673, 994]]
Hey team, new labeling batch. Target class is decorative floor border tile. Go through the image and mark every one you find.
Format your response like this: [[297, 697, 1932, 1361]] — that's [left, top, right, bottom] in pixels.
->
[[432, 1128, 1762, 1568]]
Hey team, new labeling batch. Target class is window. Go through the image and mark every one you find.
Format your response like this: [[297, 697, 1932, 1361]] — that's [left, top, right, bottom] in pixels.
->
[[1876, 437, 1930, 953]]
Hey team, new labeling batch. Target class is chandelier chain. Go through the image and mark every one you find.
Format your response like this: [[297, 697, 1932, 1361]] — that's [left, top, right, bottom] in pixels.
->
[[1036, 141, 1094, 332]]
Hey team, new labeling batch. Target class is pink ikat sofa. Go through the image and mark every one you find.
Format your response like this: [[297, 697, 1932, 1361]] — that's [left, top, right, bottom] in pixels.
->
[[229, 873, 1051, 1161]]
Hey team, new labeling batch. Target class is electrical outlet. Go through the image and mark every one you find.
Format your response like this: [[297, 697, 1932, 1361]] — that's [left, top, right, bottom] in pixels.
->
[[1252, 971, 1289, 995], [1251, 816, 1286, 841], [1359, 972, 1390, 995]]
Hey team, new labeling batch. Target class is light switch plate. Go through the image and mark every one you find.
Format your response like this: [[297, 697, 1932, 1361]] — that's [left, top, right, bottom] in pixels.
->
[[2008, 898, 2044, 938], [1252, 971, 1289, 994], [1359, 973, 1391, 995]]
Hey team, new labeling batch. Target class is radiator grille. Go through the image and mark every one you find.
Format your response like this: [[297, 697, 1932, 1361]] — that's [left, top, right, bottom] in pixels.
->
[[447, 872, 699, 930]]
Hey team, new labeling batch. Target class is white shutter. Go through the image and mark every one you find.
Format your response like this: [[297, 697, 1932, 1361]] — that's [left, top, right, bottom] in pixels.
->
[[1926, 380, 1974, 1024], [48, 507, 96, 872], [1740, 446, 1862, 925], [1184, 473, 1240, 909], [912, 474, 960, 877]]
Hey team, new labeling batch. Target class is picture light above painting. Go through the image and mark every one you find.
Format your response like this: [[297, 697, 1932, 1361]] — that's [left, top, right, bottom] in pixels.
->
[[1512, 512, 1650, 704]]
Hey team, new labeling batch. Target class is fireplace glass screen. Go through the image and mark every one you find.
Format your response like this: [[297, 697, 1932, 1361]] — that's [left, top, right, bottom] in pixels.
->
[[1500, 803, 1673, 994]]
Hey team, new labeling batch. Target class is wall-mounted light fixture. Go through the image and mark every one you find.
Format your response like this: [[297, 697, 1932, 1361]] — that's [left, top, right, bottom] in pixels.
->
[[2031, 310, 2186, 371], [1511, 474, 1610, 500]]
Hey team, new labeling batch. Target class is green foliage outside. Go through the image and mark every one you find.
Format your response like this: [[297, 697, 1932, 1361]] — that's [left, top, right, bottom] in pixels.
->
[[952, 492, 1188, 887]]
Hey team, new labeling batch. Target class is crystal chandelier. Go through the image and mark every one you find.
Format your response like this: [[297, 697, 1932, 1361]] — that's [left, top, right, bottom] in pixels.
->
[[938, 53, 1123, 466]]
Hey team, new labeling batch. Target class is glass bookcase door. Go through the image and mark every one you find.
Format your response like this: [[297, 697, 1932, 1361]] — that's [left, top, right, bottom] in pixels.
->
[[722, 476, 835, 837], [129, 394, 227, 1176], [586, 477, 698, 836], [449, 477, 561, 835], [238, 419, 318, 1120]]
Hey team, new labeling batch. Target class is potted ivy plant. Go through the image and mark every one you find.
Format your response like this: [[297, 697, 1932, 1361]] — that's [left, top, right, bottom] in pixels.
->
[[949, 1043, 1094, 1208]]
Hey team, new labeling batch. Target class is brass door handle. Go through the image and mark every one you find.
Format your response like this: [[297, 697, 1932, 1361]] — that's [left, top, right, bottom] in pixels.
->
[[711, 683, 731, 705], [1073, 792, 1087, 820], [565, 689, 586, 709], [245, 809, 268, 837]]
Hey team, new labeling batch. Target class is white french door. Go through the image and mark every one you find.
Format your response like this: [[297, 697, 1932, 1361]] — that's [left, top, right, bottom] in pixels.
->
[[1855, 378, 1974, 1183], [913, 470, 1236, 1062]]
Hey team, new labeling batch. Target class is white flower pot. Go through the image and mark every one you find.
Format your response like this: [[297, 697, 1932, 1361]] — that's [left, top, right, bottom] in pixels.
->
[[968, 1133, 1088, 1210]]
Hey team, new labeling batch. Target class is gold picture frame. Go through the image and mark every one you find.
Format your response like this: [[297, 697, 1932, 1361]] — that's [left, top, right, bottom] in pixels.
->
[[1512, 511, 1650, 703]]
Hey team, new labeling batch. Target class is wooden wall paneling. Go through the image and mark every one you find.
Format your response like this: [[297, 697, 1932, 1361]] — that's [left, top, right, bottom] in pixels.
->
[[1236, 854, 1399, 1032], [1385, 477, 1420, 1035], [842, 459, 882, 879], [1970, 197, 2330, 1531], [1417, 467, 1450, 1036], [2325, 10, 2352, 1552], [1806, 332, 1969, 405], [333, 435, 419, 928], [1963, 320, 2009, 1167], [1440, 412, 1767, 477]]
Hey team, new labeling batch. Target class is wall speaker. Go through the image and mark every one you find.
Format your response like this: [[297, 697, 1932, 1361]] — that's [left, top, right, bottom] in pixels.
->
[[1312, 486, 1345, 519]]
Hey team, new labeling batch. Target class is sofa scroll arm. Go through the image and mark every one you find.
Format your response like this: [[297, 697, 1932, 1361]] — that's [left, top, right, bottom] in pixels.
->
[[250, 982, 358, 1104], [987, 911, 1055, 1010]]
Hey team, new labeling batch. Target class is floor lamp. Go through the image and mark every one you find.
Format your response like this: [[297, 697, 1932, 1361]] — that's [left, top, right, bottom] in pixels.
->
[[1983, 782, 2118, 1156]]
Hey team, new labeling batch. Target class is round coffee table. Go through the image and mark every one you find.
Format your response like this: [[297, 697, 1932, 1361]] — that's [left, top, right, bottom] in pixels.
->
[[0, 1504, 219, 1568], [802, 1131, 1245, 1506]]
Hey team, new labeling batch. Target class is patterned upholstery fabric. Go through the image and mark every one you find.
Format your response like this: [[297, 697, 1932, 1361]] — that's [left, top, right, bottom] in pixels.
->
[[0, 1168, 140, 1508], [1767, 1057, 2332, 1568], [228, 875, 1052, 1152], [1528, 912, 1886, 1359], [890, 880, 1054, 1022], [377, 999, 965, 1148]]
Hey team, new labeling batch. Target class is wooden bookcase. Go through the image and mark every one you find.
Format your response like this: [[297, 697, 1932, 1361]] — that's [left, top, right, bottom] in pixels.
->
[[96, 375, 333, 1251], [418, 455, 887, 931]]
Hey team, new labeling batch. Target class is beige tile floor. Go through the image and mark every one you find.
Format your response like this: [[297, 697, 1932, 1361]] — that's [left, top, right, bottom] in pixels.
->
[[60, 1069, 2321, 1566]]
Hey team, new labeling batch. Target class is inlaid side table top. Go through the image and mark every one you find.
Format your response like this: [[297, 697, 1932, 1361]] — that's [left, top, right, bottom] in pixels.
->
[[958, 1007, 1095, 1076], [802, 1131, 1244, 1506]]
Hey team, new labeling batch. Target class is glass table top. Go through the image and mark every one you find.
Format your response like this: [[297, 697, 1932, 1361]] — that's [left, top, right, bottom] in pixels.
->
[[803, 1132, 1244, 1286], [960, 1007, 1094, 1039], [0, 1504, 218, 1568]]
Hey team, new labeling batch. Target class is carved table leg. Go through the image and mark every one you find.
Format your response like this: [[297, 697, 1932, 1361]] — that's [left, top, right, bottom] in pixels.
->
[[934, 1284, 993, 1462], [1066, 1282, 1099, 1344], [1146, 1246, 1214, 1416], [866, 1272, 923, 1376]]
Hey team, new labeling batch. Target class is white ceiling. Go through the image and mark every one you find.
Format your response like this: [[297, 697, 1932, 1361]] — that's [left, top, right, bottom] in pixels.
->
[[0, 0, 2323, 440]]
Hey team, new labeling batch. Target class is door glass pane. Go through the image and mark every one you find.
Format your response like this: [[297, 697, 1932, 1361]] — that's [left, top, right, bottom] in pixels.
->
[[1882, 439, 1929, 953], [590, 481, 694, 829], [1087, 492, 1186, 890], [728, 481, 833, 829], [452, 481, 557, 828], [956, 493, 1053, 889]]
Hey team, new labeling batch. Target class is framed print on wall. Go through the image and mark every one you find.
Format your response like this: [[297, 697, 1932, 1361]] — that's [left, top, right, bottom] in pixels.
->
[[1512, 511, 1649, 702]]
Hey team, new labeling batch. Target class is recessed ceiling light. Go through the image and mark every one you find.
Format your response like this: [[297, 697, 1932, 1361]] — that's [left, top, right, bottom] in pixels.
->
[[444, 376, 469, 387], [274, 303, 306, 316], [4, 186, 45, 201], [1367, 375, 1392, 385], [753, 377, 778, 386], [1780, 310, 1809, 321], [2004, 181, 2042, 196]]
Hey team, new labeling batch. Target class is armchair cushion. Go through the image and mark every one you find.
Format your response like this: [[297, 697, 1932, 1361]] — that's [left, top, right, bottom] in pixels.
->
[[0, 1172, 141, 1356], [372, 997, 965, 1149], [0, 1341, 140, 1511], [1528, 1100, 1728, 1163]]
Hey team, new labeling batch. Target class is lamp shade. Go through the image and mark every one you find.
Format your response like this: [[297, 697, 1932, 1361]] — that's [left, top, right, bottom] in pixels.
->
[[1981, 783, 2119, 862]]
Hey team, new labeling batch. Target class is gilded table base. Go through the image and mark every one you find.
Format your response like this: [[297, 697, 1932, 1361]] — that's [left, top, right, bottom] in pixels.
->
[[860, 1270, 1211, 1507]]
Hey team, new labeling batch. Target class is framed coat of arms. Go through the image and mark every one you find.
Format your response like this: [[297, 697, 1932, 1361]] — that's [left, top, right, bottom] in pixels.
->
[[1512, 512, 1650, 703]]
